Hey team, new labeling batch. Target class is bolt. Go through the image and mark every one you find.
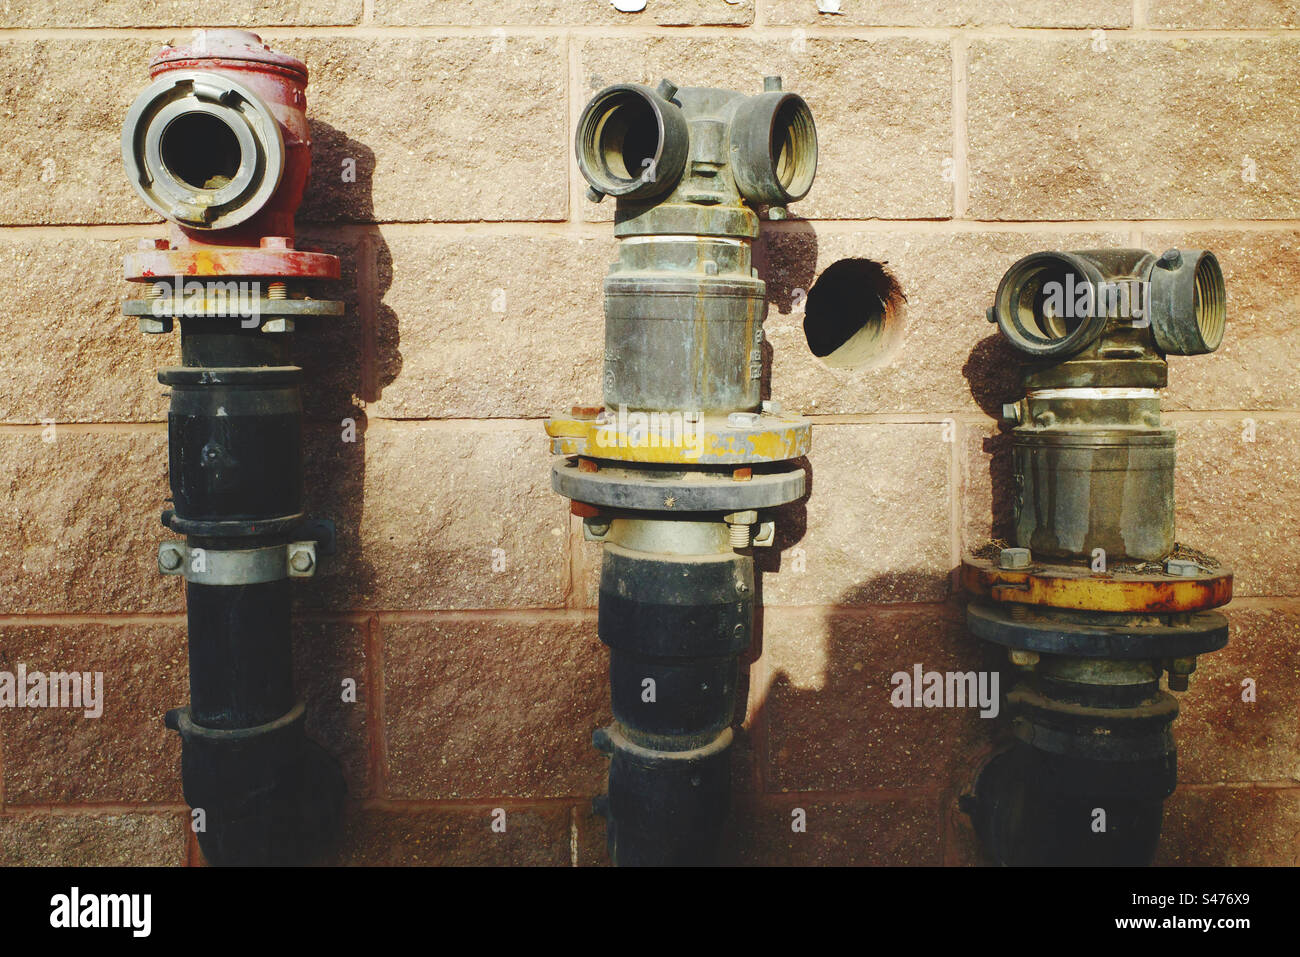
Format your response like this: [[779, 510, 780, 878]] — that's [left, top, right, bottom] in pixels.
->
[[727, 411, 760, 429], [725, 510, 758, 549], [761, 399, 783, 414], [1165, 557, 1202, 577], [1034, 410, 1057, 428], [158, 544, 184, 572], [1158, 248, 1183, 270], [656, 78, 678, 100], [260, 236, 292, 249], [1008, 649, 1039, 668], [986, 306, 997, 324], [1001, 402, 1020, 424], [1008, 603, 1028, 621], [732, 467, 753, 482], [267, 281, 287, 300], [999, 547, 1031, 570], [570, 405, 602, 419], [138, 238, 169, 250], [703, 260, 718, 276], [578, 457, 599, 474], [764, 75, 783, 92], [138, 317, 172, 335], [768, 206, 788, 221], [261, 318, 294, 333], [289, 548, 314, 574]]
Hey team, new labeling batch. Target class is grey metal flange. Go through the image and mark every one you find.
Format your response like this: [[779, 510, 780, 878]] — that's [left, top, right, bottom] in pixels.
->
[[552, 458, 805, 512]]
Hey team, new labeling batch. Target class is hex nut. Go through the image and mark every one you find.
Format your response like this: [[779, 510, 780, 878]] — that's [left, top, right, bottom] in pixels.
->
[[1164, 558, 1202, 577], [288, 545, 316, 576], [727, 412, 761, 428], [999, 547, 1031, 570], [158, 543, 185, 572]]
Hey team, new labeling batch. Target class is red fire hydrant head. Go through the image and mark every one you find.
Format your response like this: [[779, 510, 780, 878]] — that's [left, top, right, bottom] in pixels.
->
[[122, 29, 315, 246], [121, 30, 338, 286]]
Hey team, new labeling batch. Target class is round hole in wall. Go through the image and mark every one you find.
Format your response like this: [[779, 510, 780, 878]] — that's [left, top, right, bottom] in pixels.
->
[[803, 258, 905, 370]]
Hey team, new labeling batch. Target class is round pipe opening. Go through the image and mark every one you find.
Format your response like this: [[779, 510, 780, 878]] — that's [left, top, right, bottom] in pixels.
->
[[770, 96, 816, 202], [1014, 261, 1087, 341], [995, 252, 1107, 358], [1193, 253, 1226, 350], [160, 111, 243, 190], [595, 92, 660, 183], [576, 86, 685, 199]]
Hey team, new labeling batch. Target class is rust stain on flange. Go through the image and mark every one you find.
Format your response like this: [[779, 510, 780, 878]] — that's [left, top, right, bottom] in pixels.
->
[[960, 555, 1233, 613]]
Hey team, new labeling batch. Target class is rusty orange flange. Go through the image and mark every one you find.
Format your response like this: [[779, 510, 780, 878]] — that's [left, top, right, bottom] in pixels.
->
[[961, 555, 1233, 614]]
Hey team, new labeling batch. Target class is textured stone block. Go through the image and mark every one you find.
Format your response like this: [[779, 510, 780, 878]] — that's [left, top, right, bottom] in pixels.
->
[[1157, 786, 1300, 865], [333, 806, 571, 865], [761, 423, 952, 606], [1177, 603, 1300, 786], [371, 232, 610, 419], [1176, 417, 1300, 598], [968, 39, 1300, 220], [375, 0, 750, 25], [0, 431, 177, 614], [298, 37, 568, 224], [0, 811, 187, 866], [765, 0, 1129, 26], [0, 2, 359, 27], [725, 793, 941, 865], [382, 616, 607, 799], [299, 421, 571, 611], [0, 623, 185, 805], [757, 605, 996, 791], [0, 40, 159, 225]]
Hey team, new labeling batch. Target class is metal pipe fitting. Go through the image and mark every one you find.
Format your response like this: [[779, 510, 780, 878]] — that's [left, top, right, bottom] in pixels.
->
[[120, 30, 344, 866], [962, 248, 1232, 866], [550, 76, 817, 865]]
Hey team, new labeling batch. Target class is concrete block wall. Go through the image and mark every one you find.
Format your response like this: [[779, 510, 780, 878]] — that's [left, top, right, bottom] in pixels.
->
[[0, 1, 1297, 865]]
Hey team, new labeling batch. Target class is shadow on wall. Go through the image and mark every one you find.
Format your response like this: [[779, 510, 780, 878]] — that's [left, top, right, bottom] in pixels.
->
[[289, 119, 399, 823], [735, 215, 819, 793], [718, 268, 1023, 865], [963, 333, 1022, 544], [729, 573, 1007, 866]]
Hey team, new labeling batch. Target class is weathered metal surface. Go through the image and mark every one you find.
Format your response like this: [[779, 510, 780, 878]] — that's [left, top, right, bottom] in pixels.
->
[[961, 556, 1233, 612], [1012, 425, 1175, 562], [967, 600, 1229, 658], [559, 77, 817, 867], [552, 458, 805, 512], [121, 31, 343, 866], [545, 410, 810, 466], [125, 239, 340, 281]]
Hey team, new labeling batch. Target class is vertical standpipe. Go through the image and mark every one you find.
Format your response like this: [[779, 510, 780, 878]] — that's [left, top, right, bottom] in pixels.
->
[[121, 30, 345, 865], [548, 77, 817, 864], [961, 248, 1231, 865]]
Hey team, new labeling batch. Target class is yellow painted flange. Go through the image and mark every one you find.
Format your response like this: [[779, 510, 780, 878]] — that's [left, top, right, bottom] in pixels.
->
[[544, 409, 810, 466], [961, 556, 1233, 613]]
